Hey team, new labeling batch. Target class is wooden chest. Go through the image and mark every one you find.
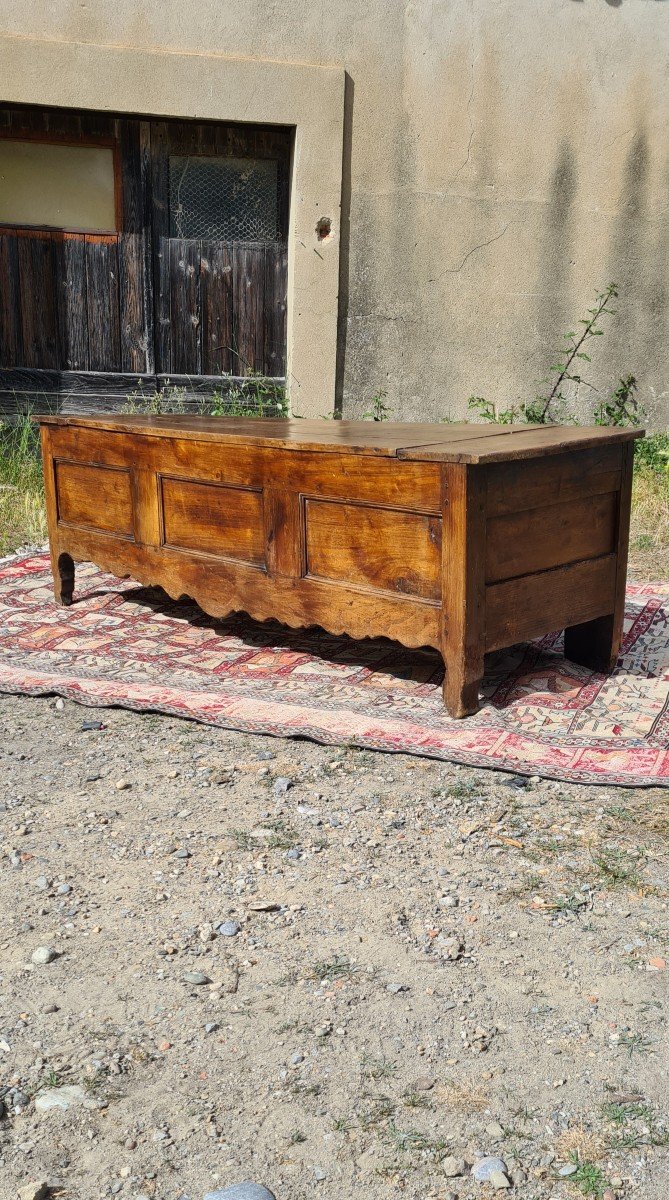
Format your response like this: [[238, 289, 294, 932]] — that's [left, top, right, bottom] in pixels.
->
[[37, 416, 642, 717]]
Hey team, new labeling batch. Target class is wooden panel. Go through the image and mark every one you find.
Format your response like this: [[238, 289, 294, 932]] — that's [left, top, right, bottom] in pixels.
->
[[119, 233, 147, 372], [150, 122, 171, 374], [18, 235, 60, 367], [263, 243, 287, 376], [564, 442, 635, 674], [45, 425, 442, 510], [398, 424, 644, 464], [264, 488, 302, 577], [85, 238, 121, 371], [118, 119, 154, 371], [305, 498, 441, 601], [37, 417, 511, 456], [200, 241, 232, 374], [0, 231, 23, 366], [234, 243, 265, 374], [44, 108, 82, 139], [42, 523, 441, 652], [486, 492, 617, 583], [441, 462, 487, 717], [169, 238, 200, 373], [485, 555, 617, 652], [57, 235, 88, 370], [486, 445, 623, 517], [55, 460, 133, 537], [131, 466, 161, 547], [161, 476, 265, 566]]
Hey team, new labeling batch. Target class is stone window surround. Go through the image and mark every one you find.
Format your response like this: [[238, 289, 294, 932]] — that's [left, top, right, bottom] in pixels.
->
[[0, 33, 345, 416]]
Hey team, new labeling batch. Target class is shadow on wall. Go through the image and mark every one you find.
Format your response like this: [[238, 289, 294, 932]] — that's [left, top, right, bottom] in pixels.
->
[[334, 71, 354, 419], [532, 139, 577, 374], [607, 123, 669, 402]]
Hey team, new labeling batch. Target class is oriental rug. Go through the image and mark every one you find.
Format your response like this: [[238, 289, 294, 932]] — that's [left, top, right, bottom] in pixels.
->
[[1, 551, 668, 787]]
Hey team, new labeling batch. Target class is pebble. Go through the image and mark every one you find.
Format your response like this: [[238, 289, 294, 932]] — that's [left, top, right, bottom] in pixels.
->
[[217, 921, 240, 937], [174, 848, 191, 859], [115, 779, 131, 790], [203, 1186, 276, 1200], [183, 971, 211, 986], [312, 1167, 326, 1181], [31, 946, 58, 965], [35, 875, 50, 891], [437, 934, 463, 961], [442, 1156, 466, 1177], [489, 1170, 511, 1190], [34, 1084, 99, 1112], [273, 777, 292, 796], [410, 1075, 435, 1092], [558, 1164, 578, 1177], [17, 1184, 50, 1200], [472, 1157, 509, 1183]]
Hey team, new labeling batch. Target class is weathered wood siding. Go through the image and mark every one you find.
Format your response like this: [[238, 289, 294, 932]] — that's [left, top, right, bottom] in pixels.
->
[[0, 104, 291, 416]]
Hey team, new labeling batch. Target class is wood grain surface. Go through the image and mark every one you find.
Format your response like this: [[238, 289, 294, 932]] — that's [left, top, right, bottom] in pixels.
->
[[37, 418, 641, 717]]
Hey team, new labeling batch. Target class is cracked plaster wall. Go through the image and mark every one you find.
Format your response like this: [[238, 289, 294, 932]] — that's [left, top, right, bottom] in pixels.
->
[[1, 0, 668, 425]]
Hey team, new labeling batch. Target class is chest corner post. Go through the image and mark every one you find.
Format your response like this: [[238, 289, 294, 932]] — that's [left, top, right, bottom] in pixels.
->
[[440, 460, 488, 718]]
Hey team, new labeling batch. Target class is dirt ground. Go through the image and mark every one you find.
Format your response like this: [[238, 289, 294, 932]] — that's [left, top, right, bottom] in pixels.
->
[[0, 692, 668, 1200]]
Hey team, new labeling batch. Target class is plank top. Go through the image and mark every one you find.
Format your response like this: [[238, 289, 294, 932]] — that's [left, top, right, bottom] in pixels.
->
[[36, 414, 644, 463]]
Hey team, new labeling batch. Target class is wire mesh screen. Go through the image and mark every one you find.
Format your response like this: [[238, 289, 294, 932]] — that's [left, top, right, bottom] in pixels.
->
[[168, 155, 280, 241]]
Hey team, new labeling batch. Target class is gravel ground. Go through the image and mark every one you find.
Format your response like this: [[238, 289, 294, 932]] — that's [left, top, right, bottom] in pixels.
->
[[0, 692, 668, 1200]]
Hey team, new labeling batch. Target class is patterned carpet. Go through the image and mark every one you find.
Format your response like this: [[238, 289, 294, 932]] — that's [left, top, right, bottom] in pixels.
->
[[1, 551, 668, 786]]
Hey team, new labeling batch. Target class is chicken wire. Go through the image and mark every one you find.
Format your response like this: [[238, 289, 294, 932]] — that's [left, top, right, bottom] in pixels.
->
[[168, 154, 280, 241]]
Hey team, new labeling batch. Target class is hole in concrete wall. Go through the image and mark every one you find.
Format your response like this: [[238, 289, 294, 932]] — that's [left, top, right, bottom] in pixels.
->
[[316, 216, 332, 242]]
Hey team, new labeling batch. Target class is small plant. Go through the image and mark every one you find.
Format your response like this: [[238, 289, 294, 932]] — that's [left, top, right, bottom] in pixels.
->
[[230, 828, 254, 851], [40, 1069, 63, 1089], [591, 845, 643, 889], [468, 396, 519, 425], [361, 1053, 397, 1080], [363, 388, 391, 421], [124, 374, 288, 419], [311, 956, 357, 982], [468, 283, 644, 428], [262, 818, 296, 851], [383, 1121, 449, 1159], [618, 1031, 655, 1058], [332, 1116, 354, 1132], [401, 1091, 431, 1109], [594, 373, 641, 427], [526, 282, 621, 424], [635, 432, 669, 473], [209, 374, 288, 418], [601, 1098, 651, 1125], [289, 1129, 307, 1144], [566, 1155, 609, 1198]]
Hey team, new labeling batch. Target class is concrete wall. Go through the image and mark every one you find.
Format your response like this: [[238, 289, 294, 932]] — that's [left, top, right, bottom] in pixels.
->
[[1, 0, 668, 426]]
